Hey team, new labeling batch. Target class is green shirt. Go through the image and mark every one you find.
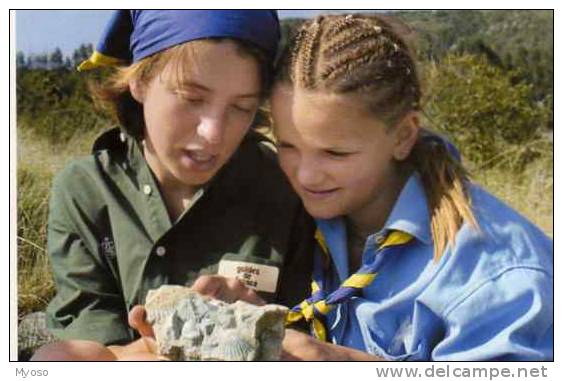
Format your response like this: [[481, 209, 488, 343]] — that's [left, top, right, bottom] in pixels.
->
[[46, 127, 314, 345]]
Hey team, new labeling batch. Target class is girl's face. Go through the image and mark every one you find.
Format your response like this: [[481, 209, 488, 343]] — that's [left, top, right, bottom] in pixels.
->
[[131, 41, 261, 192], [271, 84, 411, 222]]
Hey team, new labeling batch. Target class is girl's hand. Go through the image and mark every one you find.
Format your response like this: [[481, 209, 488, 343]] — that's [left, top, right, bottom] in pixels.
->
[[281, 329, 384, 361]]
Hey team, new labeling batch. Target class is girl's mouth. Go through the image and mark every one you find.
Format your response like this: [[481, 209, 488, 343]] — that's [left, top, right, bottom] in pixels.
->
[[302, 186, 340, 200]]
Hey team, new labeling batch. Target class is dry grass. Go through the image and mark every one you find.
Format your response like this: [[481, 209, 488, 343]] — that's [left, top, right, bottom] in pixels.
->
[[472, 154, 553, 237], [17, 126, 107, 319]]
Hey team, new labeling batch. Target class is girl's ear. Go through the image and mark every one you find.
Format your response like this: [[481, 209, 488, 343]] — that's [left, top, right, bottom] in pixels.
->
[[129, 79, 145, 104], [392, 111, 420, 161]]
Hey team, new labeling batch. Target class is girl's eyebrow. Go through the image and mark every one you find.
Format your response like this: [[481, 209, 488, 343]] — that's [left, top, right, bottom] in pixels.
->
[[178, 80, 260, 99]]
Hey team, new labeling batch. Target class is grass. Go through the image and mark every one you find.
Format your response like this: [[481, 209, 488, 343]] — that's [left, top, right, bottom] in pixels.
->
[[473, 152, 553, 237], [16, 126, 554, 318], [17, 125, 107, 319]]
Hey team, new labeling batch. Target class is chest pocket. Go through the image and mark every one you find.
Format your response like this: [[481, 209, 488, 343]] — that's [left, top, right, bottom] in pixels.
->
[[354, 301, 425, 361]]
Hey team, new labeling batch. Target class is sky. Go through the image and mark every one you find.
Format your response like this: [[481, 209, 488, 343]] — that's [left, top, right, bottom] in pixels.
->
[[14, 10, 359, 57]]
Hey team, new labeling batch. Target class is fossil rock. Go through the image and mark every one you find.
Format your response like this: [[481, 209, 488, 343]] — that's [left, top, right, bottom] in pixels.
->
[[145, 285, 288, 361]]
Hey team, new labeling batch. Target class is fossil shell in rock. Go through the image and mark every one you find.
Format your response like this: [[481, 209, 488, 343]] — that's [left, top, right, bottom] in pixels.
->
[[145, 285, 288, 361]]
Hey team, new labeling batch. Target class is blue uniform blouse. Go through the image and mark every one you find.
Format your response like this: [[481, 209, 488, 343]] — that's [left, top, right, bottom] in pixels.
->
[[316, 174, 553, 361]]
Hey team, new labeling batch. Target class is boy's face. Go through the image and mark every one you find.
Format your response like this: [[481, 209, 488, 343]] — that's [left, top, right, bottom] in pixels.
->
[[132, 41, 261, 193], [271, 84, 406, 222]]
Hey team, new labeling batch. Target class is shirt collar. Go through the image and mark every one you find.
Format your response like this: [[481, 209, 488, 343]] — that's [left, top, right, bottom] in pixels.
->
[[315, 173, 432, 280], [383, 173, 432, 245]]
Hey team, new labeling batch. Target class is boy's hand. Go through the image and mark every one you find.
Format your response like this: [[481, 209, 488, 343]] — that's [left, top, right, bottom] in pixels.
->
[[191, 275, 266, 305], [128, 275, 264, 339]]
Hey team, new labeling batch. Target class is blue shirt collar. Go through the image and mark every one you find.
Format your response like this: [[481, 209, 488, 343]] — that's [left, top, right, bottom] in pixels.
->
[[315, 173, 432, 281], [384, 173, 432, 245]]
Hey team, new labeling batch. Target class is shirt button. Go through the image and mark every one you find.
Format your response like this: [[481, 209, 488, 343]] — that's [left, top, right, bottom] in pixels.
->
[[155, 246, 166, 257], [143, 184, 152, 195]]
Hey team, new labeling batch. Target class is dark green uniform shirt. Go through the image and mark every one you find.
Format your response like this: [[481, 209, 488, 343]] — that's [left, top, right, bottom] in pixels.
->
[[46, 127, 314, 345]]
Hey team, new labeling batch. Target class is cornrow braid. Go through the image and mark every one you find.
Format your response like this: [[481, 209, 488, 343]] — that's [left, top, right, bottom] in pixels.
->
[[288, 27, 307, 84], [294, 17, 323, 88], [320, 39, 384, 81], [323, 28, 383, 58], [323, 14, 361, 40]]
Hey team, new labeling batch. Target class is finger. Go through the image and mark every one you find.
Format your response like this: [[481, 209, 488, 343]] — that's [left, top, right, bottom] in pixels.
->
[[191, 275, 223, 298], [242, 287, 266, 306], [128, 305, 154, 338], [141, 336, 157, 354], [224, 277, 246, 302], [223, 277, 266, 305]]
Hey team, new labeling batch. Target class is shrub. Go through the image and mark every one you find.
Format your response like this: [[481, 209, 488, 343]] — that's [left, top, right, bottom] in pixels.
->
[[424, 53, 551, 168]]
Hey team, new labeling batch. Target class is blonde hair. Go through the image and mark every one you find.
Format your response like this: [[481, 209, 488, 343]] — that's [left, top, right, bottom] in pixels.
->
[[276, 14, 478, 260], [90, 38, 272, 139]]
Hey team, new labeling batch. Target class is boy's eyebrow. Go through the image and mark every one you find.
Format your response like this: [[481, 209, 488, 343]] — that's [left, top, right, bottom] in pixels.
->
[[178, 80, 260, 99]]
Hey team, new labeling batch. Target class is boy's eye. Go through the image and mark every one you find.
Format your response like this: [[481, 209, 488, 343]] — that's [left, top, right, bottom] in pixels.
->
[[325, 150, 353, 157]]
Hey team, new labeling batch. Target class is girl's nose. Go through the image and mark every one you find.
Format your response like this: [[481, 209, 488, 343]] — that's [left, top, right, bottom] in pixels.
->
[[296, 157, 325, 188]]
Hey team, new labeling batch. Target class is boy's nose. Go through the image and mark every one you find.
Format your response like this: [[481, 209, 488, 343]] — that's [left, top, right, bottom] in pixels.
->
[[197, 116, 224, 146]]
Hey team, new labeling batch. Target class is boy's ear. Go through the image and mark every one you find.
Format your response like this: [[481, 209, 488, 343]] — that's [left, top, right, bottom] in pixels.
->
[[393, 111, 420, 161], [129, 79, 145, 104]]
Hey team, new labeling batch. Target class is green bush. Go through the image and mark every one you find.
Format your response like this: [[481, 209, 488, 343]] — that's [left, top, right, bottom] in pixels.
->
[[17, 68, 110, 145], [424, 53, 551, 167]]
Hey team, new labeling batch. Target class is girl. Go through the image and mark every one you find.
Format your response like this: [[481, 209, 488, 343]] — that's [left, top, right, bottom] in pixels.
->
[[31, 10, 315, 360], [273, 14, 553, 361]]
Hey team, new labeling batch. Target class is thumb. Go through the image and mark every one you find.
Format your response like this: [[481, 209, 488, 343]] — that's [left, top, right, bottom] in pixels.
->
[[128, 305, 154, 338]]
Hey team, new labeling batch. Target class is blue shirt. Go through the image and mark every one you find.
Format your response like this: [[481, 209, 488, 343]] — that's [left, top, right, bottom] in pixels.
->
[[315, 174, 553, 361]]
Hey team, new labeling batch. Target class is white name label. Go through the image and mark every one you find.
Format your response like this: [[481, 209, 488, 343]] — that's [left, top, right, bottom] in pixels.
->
[[217, 260, 279, 293]]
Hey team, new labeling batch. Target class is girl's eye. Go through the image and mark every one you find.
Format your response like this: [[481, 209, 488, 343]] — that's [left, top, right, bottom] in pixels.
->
[[231, 104, 254, 114], [186, 98, 204, 105], [276, 142, 295, 150]]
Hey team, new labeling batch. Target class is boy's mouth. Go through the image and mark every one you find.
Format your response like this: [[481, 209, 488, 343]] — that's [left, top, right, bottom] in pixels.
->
[[181, 149, 218, 171]]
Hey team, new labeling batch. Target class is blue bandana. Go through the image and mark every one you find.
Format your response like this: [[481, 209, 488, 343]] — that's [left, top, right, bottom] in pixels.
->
[[78, 10, 280, 71]]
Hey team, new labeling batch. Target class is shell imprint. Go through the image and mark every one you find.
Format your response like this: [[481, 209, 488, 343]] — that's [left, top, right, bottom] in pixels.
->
[[145, 285, 288, 361]]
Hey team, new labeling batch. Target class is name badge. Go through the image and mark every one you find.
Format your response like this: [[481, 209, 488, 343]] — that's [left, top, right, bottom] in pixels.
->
[[217, 260, 279, 293]]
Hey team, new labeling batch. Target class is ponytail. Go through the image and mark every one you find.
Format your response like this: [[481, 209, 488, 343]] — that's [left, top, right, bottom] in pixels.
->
[[410, 135, 479, 260]]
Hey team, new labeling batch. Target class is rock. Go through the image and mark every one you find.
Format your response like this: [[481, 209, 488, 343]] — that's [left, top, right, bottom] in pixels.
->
[[18, 311, 57, 361], [145, 285, 288, 361]]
